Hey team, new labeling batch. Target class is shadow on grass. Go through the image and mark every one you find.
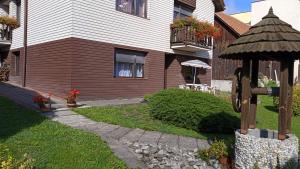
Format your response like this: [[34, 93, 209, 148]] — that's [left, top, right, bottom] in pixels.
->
[[0, 83, 46, 140], [197, 112, 240, 153], [264, 105, 278, 113]]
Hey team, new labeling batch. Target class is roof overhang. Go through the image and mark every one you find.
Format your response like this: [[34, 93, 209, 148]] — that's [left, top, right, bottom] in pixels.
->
[[212, 0, 225, 12]]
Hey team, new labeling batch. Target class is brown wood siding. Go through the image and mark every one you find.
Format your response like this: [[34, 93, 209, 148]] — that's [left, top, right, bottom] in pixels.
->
[[213, 16, 280, 80], [177, 0, 196, 8], [70, 38, 165, 100], [165, 54, 211, 88], [25, 38, 73, 96], [8, 48, 24, 85]]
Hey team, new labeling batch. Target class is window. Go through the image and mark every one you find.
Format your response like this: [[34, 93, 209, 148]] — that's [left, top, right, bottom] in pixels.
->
[[16, 1, 21, 24], [114, 49, 146, 78], [174, 2, 193, 19], [14, 52, 20, 76], [116, 0, 147, 18]]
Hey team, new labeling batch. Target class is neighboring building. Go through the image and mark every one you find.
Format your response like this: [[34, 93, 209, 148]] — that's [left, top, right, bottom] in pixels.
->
[[0, 0, 224, 100], [230, 11, 251, 25], [211, 12, 250, 91]]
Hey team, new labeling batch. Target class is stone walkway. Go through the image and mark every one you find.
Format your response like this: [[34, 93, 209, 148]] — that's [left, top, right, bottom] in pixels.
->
[[0, 82, 211, 169]]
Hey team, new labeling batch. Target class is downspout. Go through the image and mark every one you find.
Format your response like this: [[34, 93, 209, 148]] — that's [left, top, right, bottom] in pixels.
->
[[22, 0, 28, 87]]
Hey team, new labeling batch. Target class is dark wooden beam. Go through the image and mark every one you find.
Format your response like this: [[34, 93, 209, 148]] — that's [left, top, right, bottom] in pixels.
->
[[278, 60, 289, 140], [286, 61, 294, 133], [249, 59, 259, 129], [241, 59, 251, 134], [251, 87, 280, 96]]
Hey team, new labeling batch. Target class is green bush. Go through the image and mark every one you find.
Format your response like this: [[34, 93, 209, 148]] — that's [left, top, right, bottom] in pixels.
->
[[198, 140, 228, 161], [147, 89, 239, 134], [273, 86, 300, 116], [0, 144, 34, 169]]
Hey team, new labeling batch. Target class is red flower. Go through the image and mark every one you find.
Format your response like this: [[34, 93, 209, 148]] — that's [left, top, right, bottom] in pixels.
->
[[70, 89, 80, 97]]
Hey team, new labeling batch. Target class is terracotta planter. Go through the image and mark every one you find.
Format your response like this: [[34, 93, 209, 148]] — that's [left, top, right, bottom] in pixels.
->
[[219, 155, 229, 167], [38, 103, 49, 112]]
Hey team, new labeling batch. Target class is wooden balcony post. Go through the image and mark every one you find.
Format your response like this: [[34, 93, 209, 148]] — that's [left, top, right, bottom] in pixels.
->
[[249, 59, 259, 129], [241, 59, 251, 134]]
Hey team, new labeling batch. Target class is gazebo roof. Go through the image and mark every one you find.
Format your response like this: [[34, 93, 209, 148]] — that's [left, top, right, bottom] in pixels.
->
[[219, 8, 300, 60]]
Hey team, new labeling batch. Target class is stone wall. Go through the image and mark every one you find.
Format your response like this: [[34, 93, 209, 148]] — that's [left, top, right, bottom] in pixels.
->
[[235, 129, 299, 169]]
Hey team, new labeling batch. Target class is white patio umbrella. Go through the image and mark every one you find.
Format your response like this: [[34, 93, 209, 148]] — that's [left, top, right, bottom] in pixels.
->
[[181, 60, 212, 84]]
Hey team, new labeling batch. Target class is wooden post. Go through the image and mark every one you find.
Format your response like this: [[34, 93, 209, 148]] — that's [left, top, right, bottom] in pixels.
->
[[241, 59, 251, 134], [278, 60, 289, 140], [286, 61, 294, 133], [249, 59, 259, 129]]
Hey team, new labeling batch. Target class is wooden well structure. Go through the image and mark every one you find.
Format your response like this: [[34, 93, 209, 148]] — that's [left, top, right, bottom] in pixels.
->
[[219, 8, 300, 140]]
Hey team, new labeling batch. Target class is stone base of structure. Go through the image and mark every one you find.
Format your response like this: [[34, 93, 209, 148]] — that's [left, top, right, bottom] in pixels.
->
[[235, 129, 299, 169]]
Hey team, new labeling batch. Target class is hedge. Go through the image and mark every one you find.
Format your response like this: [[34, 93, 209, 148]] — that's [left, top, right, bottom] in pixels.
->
[[147, 89, 239, 134]]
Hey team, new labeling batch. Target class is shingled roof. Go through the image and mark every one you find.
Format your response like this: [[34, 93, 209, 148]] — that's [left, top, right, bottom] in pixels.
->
[[219, 8, 300, 60]]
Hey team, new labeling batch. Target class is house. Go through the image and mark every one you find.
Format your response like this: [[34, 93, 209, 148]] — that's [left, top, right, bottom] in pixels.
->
[[230, 11, 251, 25], [0, 0, 224, 100], [211, 12, 250, 91]]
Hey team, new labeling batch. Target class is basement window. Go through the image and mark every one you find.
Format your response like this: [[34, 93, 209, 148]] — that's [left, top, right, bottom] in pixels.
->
[[114, 49, 146, 78]]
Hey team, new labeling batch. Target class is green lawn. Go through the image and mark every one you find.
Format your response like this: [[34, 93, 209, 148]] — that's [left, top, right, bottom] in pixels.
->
[[75, 95, 300, 149], [0, 96, 130, 169], [75, 104, 206, 139], [256, 95, 300, 140]]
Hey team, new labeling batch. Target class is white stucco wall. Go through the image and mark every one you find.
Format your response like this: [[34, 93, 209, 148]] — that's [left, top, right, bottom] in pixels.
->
[[251, 0, 300, 81], [10, 0, 215, 59]]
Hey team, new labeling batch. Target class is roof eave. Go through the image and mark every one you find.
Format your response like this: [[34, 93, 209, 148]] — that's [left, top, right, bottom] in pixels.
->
[[213, 0, 225, 12]]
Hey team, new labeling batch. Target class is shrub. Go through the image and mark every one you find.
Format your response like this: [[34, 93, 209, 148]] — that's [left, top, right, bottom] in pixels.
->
[[147, 89, 239, 133], [198, 140, 228, 161], [273, 86, 300, 116], [0, 144, 34, 169]]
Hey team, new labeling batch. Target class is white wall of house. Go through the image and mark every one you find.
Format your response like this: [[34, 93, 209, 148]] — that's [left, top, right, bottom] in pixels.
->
[[11, 0, 73, 49], [72, 0, 214, 57], [10, 0, 215, 59], [251, 0, 300, 81], [10, 0, 23, 49]]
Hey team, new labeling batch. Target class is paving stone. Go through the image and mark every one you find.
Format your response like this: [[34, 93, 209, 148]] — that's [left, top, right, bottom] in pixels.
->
[[197, 139, 210, 150], [178, 136, 198, 150], [138, 131, 161, 145], [108, 127, 133, 140], [42, 110, 75, 118], [158, 134, 179, 148], [120, 128, 145, 143], [102, 137, 147, 169], [93, 124, 121, 137]]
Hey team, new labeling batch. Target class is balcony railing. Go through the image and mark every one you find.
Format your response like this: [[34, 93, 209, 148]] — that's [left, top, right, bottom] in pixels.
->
[[171, 25, 213, 52], [0, 25, 12, 42]]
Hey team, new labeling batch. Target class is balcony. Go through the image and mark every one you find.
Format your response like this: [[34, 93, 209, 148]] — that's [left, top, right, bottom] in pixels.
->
[[0, 26, 12, 46], [171, 25, 213, 52]]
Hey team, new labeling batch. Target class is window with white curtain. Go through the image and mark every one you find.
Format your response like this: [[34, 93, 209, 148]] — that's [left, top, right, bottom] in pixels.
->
[[116, 0, 147, 18], [115, 49, 146, 78]]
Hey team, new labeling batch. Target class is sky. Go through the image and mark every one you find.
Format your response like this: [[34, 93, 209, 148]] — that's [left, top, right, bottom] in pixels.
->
[[224, 0, 252, 14]]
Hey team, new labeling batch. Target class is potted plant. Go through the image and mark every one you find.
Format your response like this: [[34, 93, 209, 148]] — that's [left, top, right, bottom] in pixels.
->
[[66, 89, 80, 108], [33, 95, 49, 111], [171, 16, 221, 39]]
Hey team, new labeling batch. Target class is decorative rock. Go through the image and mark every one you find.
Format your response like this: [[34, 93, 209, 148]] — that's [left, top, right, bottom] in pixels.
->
[[128, 142, 219, 169], [235, 129, 299, 169]]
